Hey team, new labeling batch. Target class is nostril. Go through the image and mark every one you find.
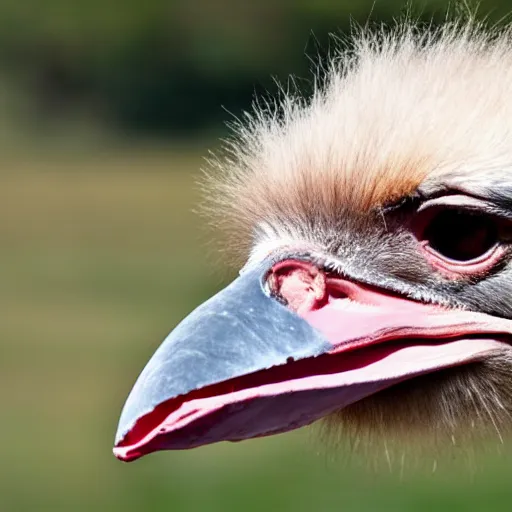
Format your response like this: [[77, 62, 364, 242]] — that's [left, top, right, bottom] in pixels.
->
[[267, 259, 327, 314]]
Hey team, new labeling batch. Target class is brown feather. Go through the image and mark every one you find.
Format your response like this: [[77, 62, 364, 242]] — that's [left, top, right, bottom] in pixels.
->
[[202, 18, 512, 265]]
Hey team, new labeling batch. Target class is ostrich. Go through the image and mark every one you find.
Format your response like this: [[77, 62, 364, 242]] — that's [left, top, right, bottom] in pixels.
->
[[113, 19, 512, 462]]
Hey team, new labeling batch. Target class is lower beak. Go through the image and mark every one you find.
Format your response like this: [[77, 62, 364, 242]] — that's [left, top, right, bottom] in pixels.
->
[[113, 260, 511, 462]]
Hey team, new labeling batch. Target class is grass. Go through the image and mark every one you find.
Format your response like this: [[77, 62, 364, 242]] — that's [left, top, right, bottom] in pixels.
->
[[3, 148, 512, 511]]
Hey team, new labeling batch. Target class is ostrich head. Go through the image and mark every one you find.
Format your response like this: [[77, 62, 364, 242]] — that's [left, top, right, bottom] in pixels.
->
[[114, 19, 512, 462]]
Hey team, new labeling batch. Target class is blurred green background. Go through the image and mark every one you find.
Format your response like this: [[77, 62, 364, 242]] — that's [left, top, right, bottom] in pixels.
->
[[4, 1, 512, 511]]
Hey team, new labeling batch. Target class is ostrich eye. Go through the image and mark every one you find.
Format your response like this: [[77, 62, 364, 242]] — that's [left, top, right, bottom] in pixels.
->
[[422, 209, 498, 262], [411, 194, 508, 276]]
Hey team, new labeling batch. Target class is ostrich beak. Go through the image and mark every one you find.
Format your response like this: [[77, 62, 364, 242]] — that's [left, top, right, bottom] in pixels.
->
[[114, 262, 330, 460], [113, 259, 511, 462]]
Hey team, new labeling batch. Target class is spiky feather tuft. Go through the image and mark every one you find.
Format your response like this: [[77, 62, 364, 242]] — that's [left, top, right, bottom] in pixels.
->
[[202, 17, 512, 265]]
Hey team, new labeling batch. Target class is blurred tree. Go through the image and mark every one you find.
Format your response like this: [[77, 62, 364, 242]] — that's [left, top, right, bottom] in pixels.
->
[[0, 0, 510, 137]]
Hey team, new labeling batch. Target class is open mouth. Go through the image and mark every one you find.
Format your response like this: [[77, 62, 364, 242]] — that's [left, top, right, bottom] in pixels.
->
[[113, 259, 511, 462]]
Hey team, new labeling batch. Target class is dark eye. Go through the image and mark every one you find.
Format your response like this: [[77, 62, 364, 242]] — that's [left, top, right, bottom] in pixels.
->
[[422, 209, 498, 262]]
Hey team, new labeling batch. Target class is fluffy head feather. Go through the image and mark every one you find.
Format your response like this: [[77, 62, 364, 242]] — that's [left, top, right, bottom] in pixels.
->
[[203, 18, 512, 264]]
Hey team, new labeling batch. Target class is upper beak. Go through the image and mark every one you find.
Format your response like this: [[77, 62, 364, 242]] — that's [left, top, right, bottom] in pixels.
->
[[113, 258, 512, 462]]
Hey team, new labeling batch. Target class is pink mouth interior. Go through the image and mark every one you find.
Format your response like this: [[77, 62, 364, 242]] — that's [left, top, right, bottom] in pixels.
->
[[114, 261, 510, 461]]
